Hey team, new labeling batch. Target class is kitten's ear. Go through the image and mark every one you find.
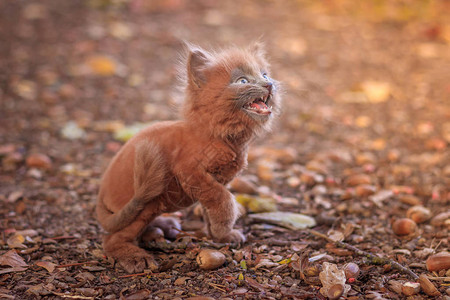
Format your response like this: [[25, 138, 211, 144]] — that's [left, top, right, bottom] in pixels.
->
[[249, 41, 266, 58], [187, 47, 210, 88]]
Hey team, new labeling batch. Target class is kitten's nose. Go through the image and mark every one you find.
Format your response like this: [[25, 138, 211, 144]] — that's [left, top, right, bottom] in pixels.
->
[[264, 82, 273, 93]]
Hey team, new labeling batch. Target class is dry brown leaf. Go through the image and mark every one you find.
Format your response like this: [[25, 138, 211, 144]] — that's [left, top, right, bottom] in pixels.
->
[[36, 261, 57, 273], [0, 250, 28, 268], [87, 55, 117, 76], [6, 234, 26, 249]]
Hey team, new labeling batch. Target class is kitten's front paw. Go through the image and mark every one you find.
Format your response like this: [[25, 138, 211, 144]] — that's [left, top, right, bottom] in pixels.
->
[[215, 229, 246, 245]]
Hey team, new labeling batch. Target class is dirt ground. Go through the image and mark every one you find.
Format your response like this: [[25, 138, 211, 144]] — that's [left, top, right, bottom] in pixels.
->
[[1, 0, 449, 299]]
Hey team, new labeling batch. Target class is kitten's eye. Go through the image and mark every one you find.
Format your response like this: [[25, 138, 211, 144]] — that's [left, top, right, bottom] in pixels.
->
[[262, 73, 270, 80], [237, 77, 249, 84]]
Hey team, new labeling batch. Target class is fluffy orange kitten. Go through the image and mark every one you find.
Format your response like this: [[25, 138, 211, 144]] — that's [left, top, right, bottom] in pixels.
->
[[96, 43, 280, 273]]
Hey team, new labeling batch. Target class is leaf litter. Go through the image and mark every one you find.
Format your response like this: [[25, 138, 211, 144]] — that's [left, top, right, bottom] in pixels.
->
[[1, 0, 450, 299]]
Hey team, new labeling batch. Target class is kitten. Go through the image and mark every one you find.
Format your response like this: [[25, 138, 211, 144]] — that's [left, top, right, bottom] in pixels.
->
[[96, 43, 280, 273]]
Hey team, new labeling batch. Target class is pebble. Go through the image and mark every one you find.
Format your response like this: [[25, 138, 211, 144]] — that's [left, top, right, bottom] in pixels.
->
[[398, 195, 422, 206], [431, 211, 450, 227], [406, 206, 431, 224], [345, 174, 371, 187], [229, 177, 257, 194], [354, 184, 377, 197], [26, 153, 52, 169]]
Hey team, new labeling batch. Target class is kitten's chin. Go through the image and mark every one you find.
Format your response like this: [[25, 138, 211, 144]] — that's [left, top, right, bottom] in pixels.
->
[[243, 110, 272, 123]]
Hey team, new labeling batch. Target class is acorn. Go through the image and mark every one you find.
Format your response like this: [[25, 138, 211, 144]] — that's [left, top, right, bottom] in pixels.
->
[[392, 218, 417, 235], [426, 252, 450, 272], [401, 282, 420, 296], [418, 274, 441, 297], [406, 206, 431, 224], [327, 284, 344, 300], [343, 262, 360, 279], [196, 249, 226, 270]]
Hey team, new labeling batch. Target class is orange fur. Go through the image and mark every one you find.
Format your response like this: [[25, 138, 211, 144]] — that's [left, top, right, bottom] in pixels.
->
[[96, 43, 281, 273]]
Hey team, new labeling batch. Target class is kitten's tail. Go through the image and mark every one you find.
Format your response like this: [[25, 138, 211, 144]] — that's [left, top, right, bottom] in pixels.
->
[[96, 140, 166, 233]]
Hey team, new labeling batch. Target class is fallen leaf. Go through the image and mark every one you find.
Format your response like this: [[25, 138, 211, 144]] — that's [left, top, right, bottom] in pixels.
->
[[36, 261, 57, 273], [7, 191, 23, 203], [60, 121, 86, 140], [254, 258, 279, 269], [235, 194, 277, 213], [113, 122, 155, 142], [109, 21, 133, 40], [174, 276, 190, 285], [0, 250, 28, 268], [319, 262, 351, 297], [6, 234, 27, 249], [81, 265, 106, 272], [87, 55, 117, 76], [355, 115, 372, 128], [248, 212, 316, 230], [361, 80, 392, 103], [0, 267, 28, 275], [12, 80, 37, 100]]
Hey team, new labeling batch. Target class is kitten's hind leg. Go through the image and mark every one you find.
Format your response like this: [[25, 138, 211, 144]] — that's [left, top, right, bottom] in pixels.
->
[[103, 202, 162, 273]]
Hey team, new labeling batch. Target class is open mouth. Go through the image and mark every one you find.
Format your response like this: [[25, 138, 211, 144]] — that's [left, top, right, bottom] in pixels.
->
[[242, 94, 272, 116]]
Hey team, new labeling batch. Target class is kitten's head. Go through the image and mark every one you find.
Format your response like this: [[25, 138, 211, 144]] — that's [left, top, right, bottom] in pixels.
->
[[182, 43, 281, 142]]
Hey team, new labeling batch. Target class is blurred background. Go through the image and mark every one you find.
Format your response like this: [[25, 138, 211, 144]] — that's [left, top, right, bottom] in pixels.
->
[[1, 0, 449, 212]]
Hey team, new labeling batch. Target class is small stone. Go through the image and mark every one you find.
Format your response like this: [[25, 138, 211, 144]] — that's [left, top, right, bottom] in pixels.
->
[[61, 121, 86, 140], [300, 172, 317, 185], [355, 184, 377, 197], [174, 276, 190, 285], [406, 206, 431, 224], [355, 152, 376, 165], [229, 177, 257, 194], [306, 160, 328, 174], [431, 211, 450, 227], [2, 152, 24, 171], [286, 176, 301, 187], [398, 195, 422, 206], [345, 174, 371, 187], [26, 153, 52, 169]]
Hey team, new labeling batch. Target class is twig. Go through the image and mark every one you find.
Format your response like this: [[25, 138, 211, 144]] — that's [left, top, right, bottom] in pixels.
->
[[118, 272, 151, 278], [427, 276, 450, 281], [208, 282, 227, 292], [51, 291, 94, 299], [56, 261, 98, 268], [145, 240, 228, 251], [309, 229, 419, 280], [49, 236, 79, 240]]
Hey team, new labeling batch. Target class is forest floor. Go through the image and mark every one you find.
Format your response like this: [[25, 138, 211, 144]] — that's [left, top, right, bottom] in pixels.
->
[[1, 0, 449, 299]]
